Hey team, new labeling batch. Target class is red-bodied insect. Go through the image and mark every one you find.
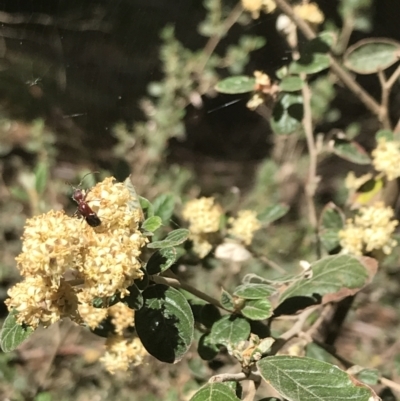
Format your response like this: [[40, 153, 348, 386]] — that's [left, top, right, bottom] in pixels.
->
[[71, 172, 101, 227]]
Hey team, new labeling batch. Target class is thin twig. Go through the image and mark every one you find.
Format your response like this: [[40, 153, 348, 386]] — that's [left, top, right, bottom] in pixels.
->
[[209, 371, 261, 383], [151, 271, 229, 312], [274, 0, 382, 120], [301, 76, 320, 256], [196, 2, 243, 75]]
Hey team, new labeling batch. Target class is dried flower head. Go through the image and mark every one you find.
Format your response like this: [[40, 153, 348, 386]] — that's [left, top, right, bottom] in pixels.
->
[[339, 202, 398, 255], [228, 210, 261, 245], [371, 137, 400, 181], [108, 302, 135, 336]]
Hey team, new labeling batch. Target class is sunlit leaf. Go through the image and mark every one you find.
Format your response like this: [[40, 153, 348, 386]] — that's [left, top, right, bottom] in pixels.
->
[[190, 383, 240, 401], [153, 193, 175, 224], [270, 93, 303, 135], [215, 76, 255, 94], [258, 356, 379, 401], [146, 247, 177, 274], [210, 315, 250, 347], [0, 309, 34, 352], [241, 299, 272, 320], [344, 38, 400, 74], [147, 228, 190, 249], [233, 283, 275, 299], [279, 76, 303, 92], [135, 285, 194, 363]]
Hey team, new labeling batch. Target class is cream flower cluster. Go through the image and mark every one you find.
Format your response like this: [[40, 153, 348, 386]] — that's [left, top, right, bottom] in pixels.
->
[[182, 197, 222, 258], [6, 177, 148, 372], [228, 210, 261, 245], [371, 137, 400, 181], [339, 202, 398, 256], [241, 0, 277, 19]]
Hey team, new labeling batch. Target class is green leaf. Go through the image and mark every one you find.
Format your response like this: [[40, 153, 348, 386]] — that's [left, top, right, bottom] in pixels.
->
[[355, 368, 380, 385], [34, 161, 48, 195], [135, 285, 194, 363], [330, 136, 371, 165], [241, 299, 272, 320], [279, 76, 303, 92], [289, 33, 333, 75], [153, 193, 175, 224], [344, 38, 400, 74], [210, 315, 250, 347], [0, 309, 34, 352], [147, 228, 190, 249], [146, 247, 177, 274], [190, 383, 240, 401], [141, 216, 163, 233], [270, 93, 303, 135], [220, 289, 235, 311], [257, 204, 289, 224], [139, 195, 154, 218], [279, 255, 371, 302], [198, 333, 220, 360], [375, 129, 394, 141], [257, 356, 377, 401], [215, 76, 255, 94], [318, 203, 345, 253], [233, 283, 275, 299], [123, 284, 144, 310]]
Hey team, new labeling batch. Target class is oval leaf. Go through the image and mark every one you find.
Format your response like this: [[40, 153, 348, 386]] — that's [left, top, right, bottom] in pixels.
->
[[153, 193, 175, 224], [190, 383, 240, 401], [135, 284, 194, 363], [147, 228, 190, 249], [330, 137, 371, 165], [279, 76, 303, 92], [241, 299, 272, 320], [344, 38, 400, 74], [279, 255, 372, 303], [215, 76, 255, 94], [123, 284, 144, 310], [141, 216, 162, 233], [257, 204, 289, 224], [0, 309, 34, 352], [198, 333, 220, 361], [146, 247, 177, 274], [210, 315, 250, 347], [318, 203, 345, 253], [257, 356, 378, 401], [233, 283, 275, 299], [270, 93, 303, 135]]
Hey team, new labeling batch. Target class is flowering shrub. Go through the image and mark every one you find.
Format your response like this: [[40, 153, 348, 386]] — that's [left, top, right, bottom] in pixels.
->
[[2, 0, 400, 400]]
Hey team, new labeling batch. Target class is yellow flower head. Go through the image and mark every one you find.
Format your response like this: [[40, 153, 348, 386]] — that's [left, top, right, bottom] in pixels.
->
[[182, 197, 222, 235], [108, 302, 135, 335], [371, 137, 400, 181], [293, 2, 324, 25], [7, 177, 147, 328], [100, 335, 147, 374], [241, 0, 276, 19], [228, 210, 261, 245], [339, 202, 398, 255]]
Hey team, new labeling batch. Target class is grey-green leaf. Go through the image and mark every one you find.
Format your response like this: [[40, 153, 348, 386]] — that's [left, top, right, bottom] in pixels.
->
[[270, 93, 303, 135], [257, 356, 377, 401], [280, 76, 303, 92], [257, 204, 289, 224], [0, 309, 34, 352], [279, 255, 370, 302], [146, 247, 177, 274], [147, 228, 190, 249], [135, 285, 194, 363], [210, 315, 250, 347], [330, 137, 371, 165], [344, 38, 400, 74], [215, 76, 255, 94], [190, 383, 240, 401], [142, 216, 163, 233], [241, 299, 272, 320], [319, 203, 345, 252], [233, 283, 276, 299], [153, 193, 175, 224]]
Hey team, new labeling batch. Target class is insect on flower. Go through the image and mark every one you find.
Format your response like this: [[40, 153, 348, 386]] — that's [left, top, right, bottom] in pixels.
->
[[71, 172, 101, 227]]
